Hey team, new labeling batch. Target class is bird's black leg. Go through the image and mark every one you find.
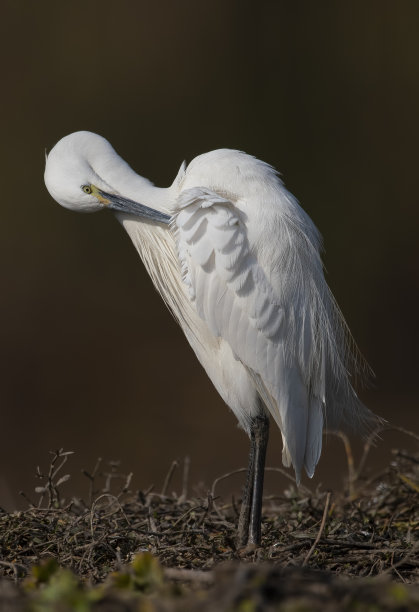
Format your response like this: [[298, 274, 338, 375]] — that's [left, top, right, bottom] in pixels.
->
[[237, 424, 256, 547], [237, 411, 270, 547], [248, 412, 269, 545]]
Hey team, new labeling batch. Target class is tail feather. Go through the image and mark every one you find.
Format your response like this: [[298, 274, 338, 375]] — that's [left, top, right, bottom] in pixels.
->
[[304, 397, 324, 478]]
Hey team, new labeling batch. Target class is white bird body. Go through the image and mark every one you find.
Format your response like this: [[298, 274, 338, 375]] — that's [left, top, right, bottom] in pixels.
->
[[44, 132, 375, 495]]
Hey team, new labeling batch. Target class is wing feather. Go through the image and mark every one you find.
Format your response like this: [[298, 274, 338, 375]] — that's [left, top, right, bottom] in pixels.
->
[[173, 187, 313, 479], [172, 183, 376, 481]]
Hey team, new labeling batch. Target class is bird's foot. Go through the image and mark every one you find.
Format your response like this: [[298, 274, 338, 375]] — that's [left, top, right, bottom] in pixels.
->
[[237, 541, 260, 557]]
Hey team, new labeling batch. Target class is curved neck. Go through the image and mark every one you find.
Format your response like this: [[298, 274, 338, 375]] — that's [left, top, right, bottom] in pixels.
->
[[93, 150, 174, 213]]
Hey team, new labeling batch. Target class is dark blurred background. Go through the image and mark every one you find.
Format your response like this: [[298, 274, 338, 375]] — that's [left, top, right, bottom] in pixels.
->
[[1, 1, 418, 510]]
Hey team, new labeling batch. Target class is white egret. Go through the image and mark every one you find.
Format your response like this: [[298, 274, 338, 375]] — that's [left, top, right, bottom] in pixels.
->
[[44, 131, 377, 546]]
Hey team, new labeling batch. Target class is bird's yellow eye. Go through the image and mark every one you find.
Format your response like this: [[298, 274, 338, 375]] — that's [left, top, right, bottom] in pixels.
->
[[82, 185, 92, 194]]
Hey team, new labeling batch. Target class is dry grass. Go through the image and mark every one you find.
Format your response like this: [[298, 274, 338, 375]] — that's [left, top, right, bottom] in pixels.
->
[[0, 427, 418, 610]]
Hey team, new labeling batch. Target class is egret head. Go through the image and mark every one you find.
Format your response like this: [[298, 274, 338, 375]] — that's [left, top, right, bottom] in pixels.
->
[[44, 131, 117, 213], [44, 131, 170, 223]]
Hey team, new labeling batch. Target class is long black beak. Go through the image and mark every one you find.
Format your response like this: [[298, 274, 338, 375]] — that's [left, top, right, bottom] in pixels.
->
[[99, 190, 171, 225]]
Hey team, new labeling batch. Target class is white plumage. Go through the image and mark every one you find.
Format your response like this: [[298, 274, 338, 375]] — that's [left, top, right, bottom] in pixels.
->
[[44, 131, 376, 545], [169, 150, 370, 481]]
